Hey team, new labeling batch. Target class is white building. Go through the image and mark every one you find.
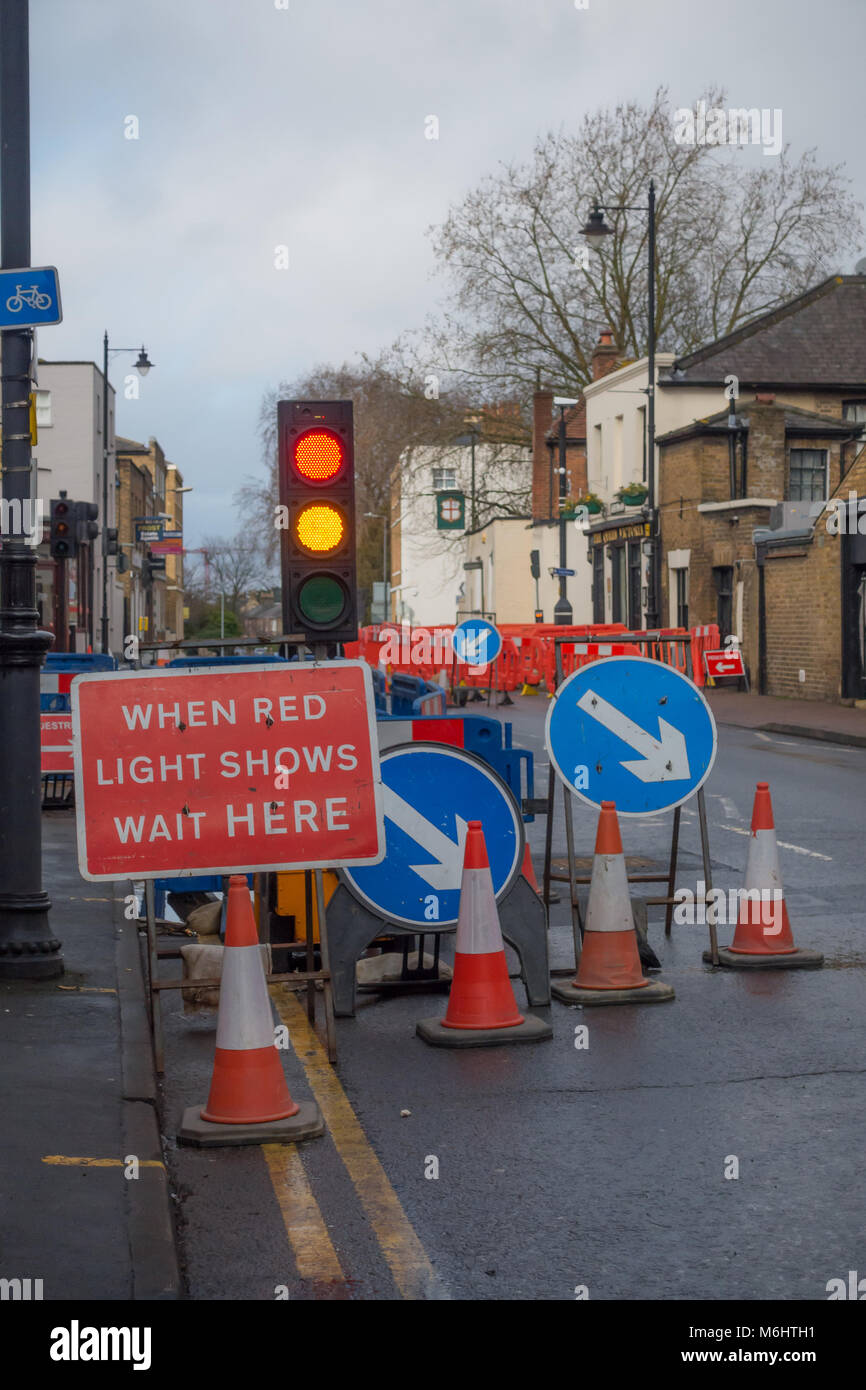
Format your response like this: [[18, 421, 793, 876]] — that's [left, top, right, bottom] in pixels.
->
[[34, 360, 123, 652], [390, 432, 532, 626]]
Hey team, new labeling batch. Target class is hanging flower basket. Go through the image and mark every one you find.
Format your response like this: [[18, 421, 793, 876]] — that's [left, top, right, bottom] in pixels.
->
[[617, 483, 648, 505], [580, 494, 605, 515]]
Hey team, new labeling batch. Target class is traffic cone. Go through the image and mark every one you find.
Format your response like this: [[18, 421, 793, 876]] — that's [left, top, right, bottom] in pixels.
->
[[521, 843, 541, 896], [552, 802, 675, 1005], [179, 877, 324, 1146], [705, 783, 823, 970], [417, 822, 552, 1047]]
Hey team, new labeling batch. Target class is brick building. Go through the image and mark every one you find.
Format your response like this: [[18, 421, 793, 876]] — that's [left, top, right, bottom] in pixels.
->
[[656, 274, 866, 700], [116, 436, 185, 650]]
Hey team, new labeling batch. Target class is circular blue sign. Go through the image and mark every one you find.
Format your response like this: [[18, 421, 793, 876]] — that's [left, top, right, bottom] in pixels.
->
[[452, 618, 502, 667], [342, 742, 523, 927], [545, 656, 717, 816]]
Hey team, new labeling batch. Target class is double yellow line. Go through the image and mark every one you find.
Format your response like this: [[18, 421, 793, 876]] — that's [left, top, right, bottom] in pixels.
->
[[266, 989, 440, 1300]]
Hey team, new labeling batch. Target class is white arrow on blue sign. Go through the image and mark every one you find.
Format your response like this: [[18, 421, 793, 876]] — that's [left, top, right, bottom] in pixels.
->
[[0, 266, 62, 329], [452, 618, 502, 666], [545, 656, 717, 816], [342, 741, 523, 927]]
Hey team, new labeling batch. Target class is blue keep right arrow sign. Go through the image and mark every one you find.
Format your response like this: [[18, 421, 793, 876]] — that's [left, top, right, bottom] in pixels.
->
[[545, 656, 717, 816]]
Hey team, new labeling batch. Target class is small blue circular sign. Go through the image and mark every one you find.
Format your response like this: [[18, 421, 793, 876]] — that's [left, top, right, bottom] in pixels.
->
[[342, 742, 523, 927], [452, 618, 502, 666], [545, 656, 717, 816]]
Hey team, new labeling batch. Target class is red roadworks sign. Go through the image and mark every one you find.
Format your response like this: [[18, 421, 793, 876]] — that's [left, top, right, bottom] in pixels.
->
[[41, 712, 74, 774], [71, 660, 384, 881], [704, 649, 745, 679]]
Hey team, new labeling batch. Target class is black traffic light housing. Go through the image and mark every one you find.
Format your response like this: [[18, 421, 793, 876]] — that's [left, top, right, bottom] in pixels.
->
[[105, 527, 119, 556], [278, 399, 357, 646], [530, 549, 541, 579], [75, 501, 99, 545], [142, 551, 166, 588], [49, 497, 76, 560]]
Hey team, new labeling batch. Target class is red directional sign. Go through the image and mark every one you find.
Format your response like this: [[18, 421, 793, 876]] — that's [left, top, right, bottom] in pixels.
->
[[72, 661, 384, 881], [704, 649, 745, 680], [41, 712, 74, 774]]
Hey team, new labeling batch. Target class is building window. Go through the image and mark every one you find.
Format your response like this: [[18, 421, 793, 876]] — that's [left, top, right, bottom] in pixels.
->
[[676, 568, 689, 630], [843, 401, 866, 457], [788, 448, 827, 502], [592, 547, 604, 624], [432, 467, 457, 491], [35, 389, 52, 428], [611, 544, 627, 623], [713, 566, 733, 644], [627, 541, 642, 629]]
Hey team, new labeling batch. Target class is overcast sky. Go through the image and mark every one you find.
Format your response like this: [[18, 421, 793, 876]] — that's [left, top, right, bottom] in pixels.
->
[[29, 0, 866, 548]]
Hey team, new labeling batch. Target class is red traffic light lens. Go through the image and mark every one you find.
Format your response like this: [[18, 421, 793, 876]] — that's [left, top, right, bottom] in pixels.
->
[[292, 428, 345, 484]]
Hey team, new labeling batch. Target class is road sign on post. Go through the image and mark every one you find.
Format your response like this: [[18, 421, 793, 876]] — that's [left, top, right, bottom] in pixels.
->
[[545, 655, 717, 816], [72, 661, 384, 879], [452, 618, 502, 668], [342, 742, 523, 928], [0, 265, 61, 328]]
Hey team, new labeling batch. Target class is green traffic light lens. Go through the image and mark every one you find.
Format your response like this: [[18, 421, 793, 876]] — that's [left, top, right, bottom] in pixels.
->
[[296, 574, 347, 626]]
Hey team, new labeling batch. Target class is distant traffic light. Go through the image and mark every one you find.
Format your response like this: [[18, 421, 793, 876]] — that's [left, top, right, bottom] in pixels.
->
[[142, 552, 166, 588], [49, 497, 75, 560], [105, 526, 119, 555], [530, 549, 541, 580], [278, 399, 357, 645], [75, 501, 99, 546]]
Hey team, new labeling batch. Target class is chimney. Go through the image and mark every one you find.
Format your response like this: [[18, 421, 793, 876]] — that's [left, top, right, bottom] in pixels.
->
[[532, 387, 554, 522], [591, 328, 619, 381]]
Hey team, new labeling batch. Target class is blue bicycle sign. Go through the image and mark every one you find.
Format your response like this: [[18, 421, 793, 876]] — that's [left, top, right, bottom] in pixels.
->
[[0, 267, 62, 328]]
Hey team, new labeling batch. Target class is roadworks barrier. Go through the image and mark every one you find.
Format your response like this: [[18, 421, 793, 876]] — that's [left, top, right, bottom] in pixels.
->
[[704, 782, 824, 970], [552, 801, 675, 1006], [417, 821, 552, 1047]]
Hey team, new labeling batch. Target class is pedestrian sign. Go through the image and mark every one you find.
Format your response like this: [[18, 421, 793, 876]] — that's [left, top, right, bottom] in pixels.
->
[[545, 656, 717, 816], [342, 742, 523, 927], [452, 618, 502, 667], [0, 266, 62, 328]]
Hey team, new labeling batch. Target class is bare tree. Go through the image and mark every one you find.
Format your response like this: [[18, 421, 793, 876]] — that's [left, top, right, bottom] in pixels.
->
[[422, 87, 863, 400], [198, 532, 269, 618]]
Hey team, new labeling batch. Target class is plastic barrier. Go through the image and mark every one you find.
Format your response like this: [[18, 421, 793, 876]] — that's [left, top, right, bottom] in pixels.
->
[[376, 713, 534, 821], [689, 625, 721, 687]]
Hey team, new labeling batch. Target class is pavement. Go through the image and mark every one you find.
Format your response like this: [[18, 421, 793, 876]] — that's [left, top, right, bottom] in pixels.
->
[[706, 687, 866, 747], [0, 812, 179, 1301], [4, 688, 865, 1303]]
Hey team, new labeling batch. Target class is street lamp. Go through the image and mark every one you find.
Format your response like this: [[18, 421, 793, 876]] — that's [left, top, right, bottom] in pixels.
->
[[364, 511, 389, 620], [582, 180, 659, 629], [553, 396, 579, 625], [101, 334, 154, 654]]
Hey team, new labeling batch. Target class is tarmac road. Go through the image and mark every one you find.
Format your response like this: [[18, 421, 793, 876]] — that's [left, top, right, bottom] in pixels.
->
[[159, 696, 866, 1301]]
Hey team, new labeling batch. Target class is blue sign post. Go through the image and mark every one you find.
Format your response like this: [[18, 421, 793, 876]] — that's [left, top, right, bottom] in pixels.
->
[[452, 618, 502, 668], [0, 266, 62, 328], [342, 742, 523, 927], [545, 656, 717, 816]]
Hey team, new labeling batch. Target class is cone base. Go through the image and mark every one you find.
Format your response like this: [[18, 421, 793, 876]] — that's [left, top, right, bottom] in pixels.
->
[[552, 978, 675, 1006], [704, 947, 824, 971], [178, 1100, 324, 1148], [416, 1011, 552, 1048]]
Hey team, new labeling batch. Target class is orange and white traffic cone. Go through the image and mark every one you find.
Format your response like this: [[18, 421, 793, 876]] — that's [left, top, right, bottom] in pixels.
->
[[179, 876, 324, 1145], [707, 782, 823, 970], [552, 802, 674, 1005], [521, 842, 541, 896], [416, 822, 552, 1047]]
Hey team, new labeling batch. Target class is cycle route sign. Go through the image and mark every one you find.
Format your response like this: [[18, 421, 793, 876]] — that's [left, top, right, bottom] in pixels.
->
[[0, 266, 62, 328]]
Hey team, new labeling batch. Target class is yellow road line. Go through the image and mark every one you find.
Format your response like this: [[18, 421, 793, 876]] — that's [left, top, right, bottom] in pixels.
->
[[42, 1156, 164, 1168], [263, 1144, 346, 1286], [269, 987, 440, 1300]]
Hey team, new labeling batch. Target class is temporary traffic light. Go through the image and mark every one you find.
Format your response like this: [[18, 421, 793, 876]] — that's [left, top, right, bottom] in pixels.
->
[[75, 501, 99, 545], [278, 399, 357, 645], [50, 497, 76, 560]]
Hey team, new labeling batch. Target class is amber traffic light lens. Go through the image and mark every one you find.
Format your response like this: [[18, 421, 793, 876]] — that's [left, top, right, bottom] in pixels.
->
[[293, 429, 344, 483], [294, 502, 345, 554]]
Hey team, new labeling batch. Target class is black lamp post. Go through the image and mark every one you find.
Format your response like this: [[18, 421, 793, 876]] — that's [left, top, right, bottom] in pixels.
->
[[553, 397, 579, 624], [582, 180, 659, 629], [100, 336, 153, 653]]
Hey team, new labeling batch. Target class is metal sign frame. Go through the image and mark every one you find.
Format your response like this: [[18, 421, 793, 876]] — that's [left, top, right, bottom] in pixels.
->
[[541, 634, 719, 967]]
